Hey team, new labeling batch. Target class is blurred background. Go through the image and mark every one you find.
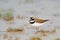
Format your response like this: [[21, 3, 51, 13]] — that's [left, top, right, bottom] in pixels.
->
[[0, 0, 60, 40]]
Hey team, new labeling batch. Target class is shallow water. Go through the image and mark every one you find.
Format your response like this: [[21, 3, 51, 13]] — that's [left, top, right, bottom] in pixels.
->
[[0, 0, 60, 40]]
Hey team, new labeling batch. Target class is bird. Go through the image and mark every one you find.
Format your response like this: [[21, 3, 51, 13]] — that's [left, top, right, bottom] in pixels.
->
[[29, 17, 49, 27], [29, 17, 55, 32]]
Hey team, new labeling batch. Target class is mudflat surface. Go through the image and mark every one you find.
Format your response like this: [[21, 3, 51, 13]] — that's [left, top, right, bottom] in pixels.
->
[[0, 0, 60, 40]]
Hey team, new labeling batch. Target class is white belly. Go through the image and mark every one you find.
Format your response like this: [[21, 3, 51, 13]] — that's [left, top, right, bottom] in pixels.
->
[[31, 23, 55, 31], [31, 23, 45, 27]]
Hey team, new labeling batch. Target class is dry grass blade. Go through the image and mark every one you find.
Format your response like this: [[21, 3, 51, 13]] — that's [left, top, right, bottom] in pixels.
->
[[55, 38, 60, 40], [17, 15, 25, 20], [30, 36, 41, 40], [3, 34, 8, 39], [3, 16, 14, 21], [7, 28, 24, 33], [3, 9, 14, 21]]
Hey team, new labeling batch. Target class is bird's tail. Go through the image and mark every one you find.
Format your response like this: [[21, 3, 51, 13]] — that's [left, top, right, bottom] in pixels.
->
[[44, 20, 49, 22]]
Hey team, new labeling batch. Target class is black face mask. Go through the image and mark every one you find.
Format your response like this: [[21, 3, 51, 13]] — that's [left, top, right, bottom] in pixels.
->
[[29, 17, 35, 24]]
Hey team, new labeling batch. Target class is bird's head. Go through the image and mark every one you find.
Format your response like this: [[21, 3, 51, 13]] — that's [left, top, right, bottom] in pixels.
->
[[29, 17, 35, 24]]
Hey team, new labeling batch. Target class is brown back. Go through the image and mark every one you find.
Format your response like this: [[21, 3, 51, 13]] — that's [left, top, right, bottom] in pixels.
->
[[30, 17, 48, 23]]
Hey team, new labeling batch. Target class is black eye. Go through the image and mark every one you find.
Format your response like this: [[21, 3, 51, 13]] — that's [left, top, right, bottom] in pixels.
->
[[30, 17, 34, 20]]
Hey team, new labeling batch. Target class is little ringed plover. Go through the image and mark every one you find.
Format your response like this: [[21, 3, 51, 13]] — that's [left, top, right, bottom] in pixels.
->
[[29, 17, 49, 27]]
